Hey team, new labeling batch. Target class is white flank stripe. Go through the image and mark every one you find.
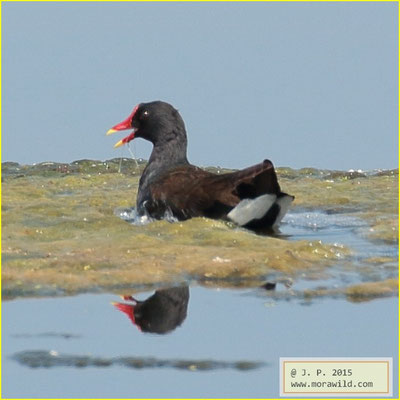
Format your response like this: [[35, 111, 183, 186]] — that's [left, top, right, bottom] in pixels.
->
[[227, 194, 277, 226]]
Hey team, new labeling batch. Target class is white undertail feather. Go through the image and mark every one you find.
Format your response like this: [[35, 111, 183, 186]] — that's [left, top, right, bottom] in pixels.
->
[[227, 193, 294, 228], [272, 194, 295, 228], [227, 194, 277, 226]]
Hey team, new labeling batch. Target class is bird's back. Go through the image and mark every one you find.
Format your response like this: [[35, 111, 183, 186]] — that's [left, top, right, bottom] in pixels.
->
[[139, 159, 294, 229]]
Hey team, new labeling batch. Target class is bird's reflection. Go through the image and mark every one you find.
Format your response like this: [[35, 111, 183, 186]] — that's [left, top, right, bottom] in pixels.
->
[[112, 286, 189, 334]]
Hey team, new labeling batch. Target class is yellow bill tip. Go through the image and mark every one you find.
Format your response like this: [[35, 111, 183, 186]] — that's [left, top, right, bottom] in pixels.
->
[[114, 139, 124, 148], [106, 128, 118, 136]]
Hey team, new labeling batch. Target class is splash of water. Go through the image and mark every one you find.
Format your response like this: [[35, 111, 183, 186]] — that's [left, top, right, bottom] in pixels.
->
[[114, 207, 179, 226]]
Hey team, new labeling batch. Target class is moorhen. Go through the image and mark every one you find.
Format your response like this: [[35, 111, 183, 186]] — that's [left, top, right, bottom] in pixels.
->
[[107, 101, 294, 231]]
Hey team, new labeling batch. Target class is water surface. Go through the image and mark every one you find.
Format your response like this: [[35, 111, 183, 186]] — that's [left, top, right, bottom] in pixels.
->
[[2, 160, 398, 398], [2, 288, 398, 398]]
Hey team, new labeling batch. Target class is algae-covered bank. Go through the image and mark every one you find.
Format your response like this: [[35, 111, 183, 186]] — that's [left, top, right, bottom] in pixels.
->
[[2, 159, 398, 301]]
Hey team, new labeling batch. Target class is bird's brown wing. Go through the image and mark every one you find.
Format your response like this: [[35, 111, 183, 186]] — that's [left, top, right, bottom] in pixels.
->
[[148, 160, 281, 220], [223, 159, 281, 199], [148, 165, 217, 218]]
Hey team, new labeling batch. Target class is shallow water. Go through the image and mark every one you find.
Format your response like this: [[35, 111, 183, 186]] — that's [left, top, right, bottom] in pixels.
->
[[2, 160, 398, 300], [2, 288, 398, 398], [1, 160, 398, 397]]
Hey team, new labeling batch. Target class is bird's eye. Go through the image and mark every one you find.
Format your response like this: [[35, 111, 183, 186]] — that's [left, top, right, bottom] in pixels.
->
[[141, 110, 149, 118]]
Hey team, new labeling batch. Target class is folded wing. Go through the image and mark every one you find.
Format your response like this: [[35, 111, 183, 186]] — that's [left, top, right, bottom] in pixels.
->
[[147, 159, 293, 230]]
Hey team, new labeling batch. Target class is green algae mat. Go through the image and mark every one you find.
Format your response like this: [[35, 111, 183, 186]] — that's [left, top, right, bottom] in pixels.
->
[[2, 159, 398, 301]]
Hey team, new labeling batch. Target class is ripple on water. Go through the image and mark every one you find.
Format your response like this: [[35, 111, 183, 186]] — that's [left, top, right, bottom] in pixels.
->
[[284, 209, 368, 230], [285, 210, 396, 258]]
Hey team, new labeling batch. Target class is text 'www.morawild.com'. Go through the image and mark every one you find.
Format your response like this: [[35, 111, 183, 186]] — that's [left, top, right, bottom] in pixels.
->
[[290, 380, 374, 389]]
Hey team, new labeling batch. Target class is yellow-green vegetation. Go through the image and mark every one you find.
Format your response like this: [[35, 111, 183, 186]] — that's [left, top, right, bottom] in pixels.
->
[[2, 160, 398, 300], [277, 167, 398, 244], [298, 278, 398, 303], [345, 278, 398, 302]]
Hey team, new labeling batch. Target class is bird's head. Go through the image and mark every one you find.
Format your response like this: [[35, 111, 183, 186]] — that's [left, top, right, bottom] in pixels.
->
[[106, 101, 186, 148]]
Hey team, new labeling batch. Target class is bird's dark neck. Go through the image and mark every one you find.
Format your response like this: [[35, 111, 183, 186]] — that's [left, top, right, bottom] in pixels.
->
[[148, 136, 188, 168], [137, 134, 189, 211]]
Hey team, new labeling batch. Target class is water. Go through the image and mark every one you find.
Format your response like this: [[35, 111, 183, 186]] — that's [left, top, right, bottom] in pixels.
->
[[2, 288, 398, 398], [277, 208, 393, 265], [2, 161, 398, 397], [115, 206, 179, 225], [113, 207, 398, 292]]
